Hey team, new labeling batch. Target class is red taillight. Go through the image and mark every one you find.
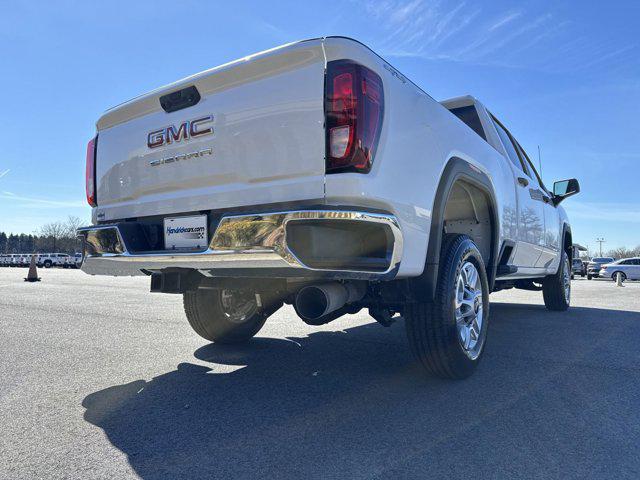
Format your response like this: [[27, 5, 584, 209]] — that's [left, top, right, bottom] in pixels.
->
[[325, 60, 384, 173], [86, 136, 97, 207]]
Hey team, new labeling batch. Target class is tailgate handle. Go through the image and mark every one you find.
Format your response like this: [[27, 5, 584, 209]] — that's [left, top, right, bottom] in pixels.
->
[[159, 85, 201, 113]]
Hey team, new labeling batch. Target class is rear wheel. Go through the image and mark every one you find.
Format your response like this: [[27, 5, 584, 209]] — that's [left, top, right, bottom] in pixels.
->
[[543, 250, 571, 311], [611, 271, 626, 283], [405, 234, 490, 379], [183, 288, 282, 344]]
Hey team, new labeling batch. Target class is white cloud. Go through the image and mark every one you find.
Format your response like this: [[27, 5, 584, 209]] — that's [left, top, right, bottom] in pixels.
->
[[0, 169, 9, 179], [389, 0, 424, 24], [457, 13, 552, 59], [428, 6, 480, 50], [367, 1, 533, 65], [358, 1, 612, 73], [0, 191, 85, 208], [487, 11, 522, 32], [578, 44, 638, 70]]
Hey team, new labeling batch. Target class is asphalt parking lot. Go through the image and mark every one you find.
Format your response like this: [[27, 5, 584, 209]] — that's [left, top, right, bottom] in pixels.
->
[[1, 269, 639, 479]]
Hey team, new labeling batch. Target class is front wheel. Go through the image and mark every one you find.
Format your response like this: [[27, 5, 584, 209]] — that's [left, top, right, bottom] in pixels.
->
[[542, 251, 571, 311], [183, 288, 282, 344], [405, 234, 490, 379]]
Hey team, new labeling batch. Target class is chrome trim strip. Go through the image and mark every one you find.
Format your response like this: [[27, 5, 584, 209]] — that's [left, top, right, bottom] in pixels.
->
[[77, 210, 403, 279]]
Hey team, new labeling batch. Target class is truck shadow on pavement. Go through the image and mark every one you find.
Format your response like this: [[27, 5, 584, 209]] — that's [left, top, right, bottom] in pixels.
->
[[82, 302, 640, 480]]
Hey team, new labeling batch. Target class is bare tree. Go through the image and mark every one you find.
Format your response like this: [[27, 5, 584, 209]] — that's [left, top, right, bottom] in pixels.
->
[[38, 221, 66, 251], [64, 216, 83, 237], [607, 245, 640, 260]]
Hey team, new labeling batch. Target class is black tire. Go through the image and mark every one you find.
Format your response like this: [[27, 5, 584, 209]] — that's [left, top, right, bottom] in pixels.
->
[[611, 271, 626, 282], [405, 234, 490, 379], [587, 274, 592, 280], [543, 250, 571, 311], [44, 261, 52, 268], [183, 288, 282, 344]]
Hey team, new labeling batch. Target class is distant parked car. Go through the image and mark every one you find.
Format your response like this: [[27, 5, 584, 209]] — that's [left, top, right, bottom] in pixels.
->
[[59, 254, 72, 268], [62, 254, 76, 268], [600, 258, 640, 282], [73, 253, 83, 268], [571, 258, 586, 277], [587, 257, 615, 279], [20, 254, 35, 267], [571, 244, 587, 278], [38, 254, 54, 268], [38, 253, 70, 268]]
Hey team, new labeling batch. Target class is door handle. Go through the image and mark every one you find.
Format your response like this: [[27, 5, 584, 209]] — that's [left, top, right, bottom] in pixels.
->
[[517, 177, 529, 187]]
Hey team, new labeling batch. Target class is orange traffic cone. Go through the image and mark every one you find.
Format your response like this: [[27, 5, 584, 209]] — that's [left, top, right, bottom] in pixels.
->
[[24, 254, 41, 282]]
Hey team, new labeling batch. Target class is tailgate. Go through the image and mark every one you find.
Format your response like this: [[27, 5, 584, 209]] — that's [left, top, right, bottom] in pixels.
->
[[94, 40, 327, 221]]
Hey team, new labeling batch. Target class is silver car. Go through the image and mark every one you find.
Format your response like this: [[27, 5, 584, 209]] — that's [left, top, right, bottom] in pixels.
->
[[600, 258, 640, 282], [587, 257, 615, 279]]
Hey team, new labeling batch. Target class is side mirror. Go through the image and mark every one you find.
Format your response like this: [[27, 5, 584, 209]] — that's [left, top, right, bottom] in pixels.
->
[[552, 178, 580, 205]]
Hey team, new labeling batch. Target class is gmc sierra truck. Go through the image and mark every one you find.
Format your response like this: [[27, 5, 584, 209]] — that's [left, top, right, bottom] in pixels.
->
[[78, 37, 580, 379]]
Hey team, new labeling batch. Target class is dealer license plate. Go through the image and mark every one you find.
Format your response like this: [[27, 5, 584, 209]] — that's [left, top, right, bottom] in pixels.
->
[[163, 215, 208, 250]]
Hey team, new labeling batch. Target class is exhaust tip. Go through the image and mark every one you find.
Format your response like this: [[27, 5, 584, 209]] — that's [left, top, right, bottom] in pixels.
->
[[295, 286, 330, 321]]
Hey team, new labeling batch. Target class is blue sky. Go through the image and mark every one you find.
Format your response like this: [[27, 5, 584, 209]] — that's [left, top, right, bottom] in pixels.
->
[[0, 0, 638, 253]]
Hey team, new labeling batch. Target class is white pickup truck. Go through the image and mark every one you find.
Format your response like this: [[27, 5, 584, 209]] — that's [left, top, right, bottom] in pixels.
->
[[78, 37, 579, 379]]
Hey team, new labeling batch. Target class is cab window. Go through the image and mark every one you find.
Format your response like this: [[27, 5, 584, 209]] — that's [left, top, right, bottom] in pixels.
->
[[490, 115, 527, 172], [514, 143, 533, 178], [449, 105, 487, 141], [516, 141, 548, 191]]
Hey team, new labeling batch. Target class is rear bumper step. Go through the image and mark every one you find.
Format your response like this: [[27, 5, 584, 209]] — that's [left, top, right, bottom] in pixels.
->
[[77, 210, 403, 280]]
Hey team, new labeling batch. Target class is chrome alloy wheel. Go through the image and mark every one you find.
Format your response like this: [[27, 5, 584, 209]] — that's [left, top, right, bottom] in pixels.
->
[[563, 256, 571, 303], [220, 289, 258, 324], [455, 261, 485, 360]]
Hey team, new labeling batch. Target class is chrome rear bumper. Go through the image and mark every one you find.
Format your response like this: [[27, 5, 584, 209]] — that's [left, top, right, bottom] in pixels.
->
[[77, 210, 403, 280]]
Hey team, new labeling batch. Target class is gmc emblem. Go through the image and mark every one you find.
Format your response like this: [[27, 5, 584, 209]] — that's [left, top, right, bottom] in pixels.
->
[[147, 115, 213, 149]]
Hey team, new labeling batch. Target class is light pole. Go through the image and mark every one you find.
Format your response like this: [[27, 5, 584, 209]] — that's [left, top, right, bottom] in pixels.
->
[[596, 237, 606, 257]]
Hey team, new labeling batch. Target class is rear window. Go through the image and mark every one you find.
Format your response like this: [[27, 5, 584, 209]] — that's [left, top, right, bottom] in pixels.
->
[[593, 257, 614, 263], [449, 105, 487, 141]]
